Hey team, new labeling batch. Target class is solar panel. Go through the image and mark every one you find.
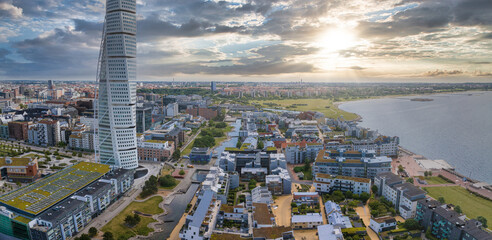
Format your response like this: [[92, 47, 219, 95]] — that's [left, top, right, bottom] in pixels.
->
[[65, 174, 80, 181], [27, 192, 45, 200], [19, 196, 37, 203], [41, 184, 59, 193], [52, 179, 72, 187]]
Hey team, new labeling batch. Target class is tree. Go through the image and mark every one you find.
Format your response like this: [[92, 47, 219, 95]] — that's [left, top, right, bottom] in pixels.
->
[[291, 202, 297, 208], [257, 140, 264, 149], [179, 169, 185, 175], [76, 234, 91, 240], [344, 191, 353, 199], [371, 185, 378, 195], [103, 232, 114, 240], [172, 149, 181, 161], [406, 178, 414, 184], [438, 197, 445, 203], [159, 175, 177, 188], [424, 171, 429, 177], [88, 227, 98, 237], [402, 219, 421, 230], [331, 190, 345, 203], [78, 152, 82, 157], [477, 216, 488, 228], [398, 165, 405, 173], [236, 140, 242, 148], [454, 205, 462, 214], [360, 192, 370, 204]]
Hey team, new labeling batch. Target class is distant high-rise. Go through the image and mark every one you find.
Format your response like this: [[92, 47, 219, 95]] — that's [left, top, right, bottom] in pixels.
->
[[96, 0, 138, 169], [211, 81, 216, 92], [48, 80, 54, 90]]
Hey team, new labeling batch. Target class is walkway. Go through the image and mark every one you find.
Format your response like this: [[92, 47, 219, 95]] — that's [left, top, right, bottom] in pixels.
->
[[355, 203, 379, 240]]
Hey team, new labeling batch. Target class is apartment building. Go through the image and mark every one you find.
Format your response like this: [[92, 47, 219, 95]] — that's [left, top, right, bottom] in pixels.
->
[[179, 190, 221, 240], [374, 172, 426, 219], [137, 139, 174, 162], [416, 199, 492, 240], [314, 173, 371, 195], [313, 149, 391, 180], [284, 142, 323, 164]]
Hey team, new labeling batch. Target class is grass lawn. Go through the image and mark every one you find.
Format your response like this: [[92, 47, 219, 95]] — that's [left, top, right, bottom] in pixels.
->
[[424, 176, 452, 185], [182, 139, 195, 156], [424, 186, 492, 221], [252, 98, 359, 120], [101, 196, 163, 239]]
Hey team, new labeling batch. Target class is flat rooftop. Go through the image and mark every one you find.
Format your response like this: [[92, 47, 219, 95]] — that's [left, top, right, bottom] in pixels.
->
[[0, 162, 110, 215]]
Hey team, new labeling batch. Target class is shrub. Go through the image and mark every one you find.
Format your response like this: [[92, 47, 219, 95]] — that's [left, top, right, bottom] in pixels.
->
[[179, 169, 185, 175]]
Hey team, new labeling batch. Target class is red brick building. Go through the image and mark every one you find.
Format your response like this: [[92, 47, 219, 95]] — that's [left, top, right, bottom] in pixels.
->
[[8, 121, 30, 141], [185, 107, 218, 120], [0, 157, 40, 182]]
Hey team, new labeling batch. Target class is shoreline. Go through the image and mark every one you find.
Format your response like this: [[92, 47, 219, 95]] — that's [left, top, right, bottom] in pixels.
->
[[337, 92, 492, 185]]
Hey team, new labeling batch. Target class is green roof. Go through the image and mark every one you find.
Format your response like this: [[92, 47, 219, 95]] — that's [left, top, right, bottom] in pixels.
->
[[0, 162, 110, 215]]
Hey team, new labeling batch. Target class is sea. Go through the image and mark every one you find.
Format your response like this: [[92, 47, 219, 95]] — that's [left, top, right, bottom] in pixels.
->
[[339, 91, 492, 184]]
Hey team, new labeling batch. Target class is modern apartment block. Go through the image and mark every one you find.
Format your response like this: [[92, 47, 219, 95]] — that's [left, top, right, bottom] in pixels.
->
[[8, 121, 30, 141], [27, 119, 61, 146], [373, 172, 426, 219], [97, 0, 138, 169], [314, 173, 371, 195], [0, 162, 133, 240], [179, 190, 221, 240], [416, 199, 492, 240], [137, 139, 174, 162], [284, 142, 323, 164], [313, 149, 391, 180]]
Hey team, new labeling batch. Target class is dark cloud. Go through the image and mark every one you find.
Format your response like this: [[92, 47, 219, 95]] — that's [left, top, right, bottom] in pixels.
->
[[359, 0, 492, 39], [138, 16, 248, 42], [349, 66, 366, 70], [423, 69, 463, 77], [140, 43, 316, 76]]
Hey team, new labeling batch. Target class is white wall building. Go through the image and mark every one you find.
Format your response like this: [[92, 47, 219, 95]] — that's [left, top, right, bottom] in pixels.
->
[[374, 172, 426, 219], [314, 173, 371, 195], [97, 0, 138, 169], [165, 102, 179, 117], [369, 216, 397, 233]]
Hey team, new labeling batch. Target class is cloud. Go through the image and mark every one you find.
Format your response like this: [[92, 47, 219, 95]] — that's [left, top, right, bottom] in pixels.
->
[[0, 0, 22, 19], [422, 69, 464, 77]]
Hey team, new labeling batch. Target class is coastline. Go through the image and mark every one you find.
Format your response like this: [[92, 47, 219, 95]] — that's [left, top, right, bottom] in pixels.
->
[[336, 91, 492, 186]]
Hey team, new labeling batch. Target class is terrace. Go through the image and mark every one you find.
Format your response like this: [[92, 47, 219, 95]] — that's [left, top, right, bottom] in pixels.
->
[[0, 162, 110, 216]]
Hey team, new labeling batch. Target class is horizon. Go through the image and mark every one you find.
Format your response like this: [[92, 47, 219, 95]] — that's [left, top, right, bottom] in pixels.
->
[[1, 0, 492, 82]]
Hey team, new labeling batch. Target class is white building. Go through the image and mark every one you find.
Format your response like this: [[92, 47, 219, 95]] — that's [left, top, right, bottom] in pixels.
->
[[314, 173, 371, 195], [166, 102, 179, 117], [179, 190, 220, 240], [97, 0, 139, 169], [251, 186, 273, 204], [369, 216, 397, 233], [325, 201, 352, 229], [27, 119, 60, 146], [284, 143, 323, 164], [317, 224, 344, 240], [291, 213, 323, 229], [374, 172, 426, 219]]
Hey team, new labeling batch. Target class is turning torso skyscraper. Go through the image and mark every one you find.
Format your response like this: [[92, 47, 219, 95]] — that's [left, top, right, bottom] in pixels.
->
[[97, 0, 138, 169]]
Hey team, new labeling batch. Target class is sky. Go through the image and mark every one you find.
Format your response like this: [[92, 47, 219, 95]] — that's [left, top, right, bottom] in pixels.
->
[[0, 0, 491, 82]]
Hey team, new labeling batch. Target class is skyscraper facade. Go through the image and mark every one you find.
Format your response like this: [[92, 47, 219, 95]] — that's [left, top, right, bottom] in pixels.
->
[[97, 0, 138, 169]]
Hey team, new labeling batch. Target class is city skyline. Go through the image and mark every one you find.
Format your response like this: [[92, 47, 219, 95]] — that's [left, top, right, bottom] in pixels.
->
[[1, 0, 492, 82]]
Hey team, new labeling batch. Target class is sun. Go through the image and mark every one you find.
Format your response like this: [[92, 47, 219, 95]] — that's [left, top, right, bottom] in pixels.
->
[[316, 28, 358, 53]]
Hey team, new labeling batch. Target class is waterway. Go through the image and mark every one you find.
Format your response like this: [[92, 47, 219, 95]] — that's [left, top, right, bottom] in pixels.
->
[[339, 91, 492, 184]]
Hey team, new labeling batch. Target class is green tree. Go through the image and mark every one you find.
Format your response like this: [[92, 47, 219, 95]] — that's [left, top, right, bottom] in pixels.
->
[[88, 227, 98, 237], [360, 192, 370, 204], [179, 169, 185, 175], [78, 152, 82, 157], [77, 234, 91, 240], [257, 140, 264, 149], [331, 190, 345, 203], [402, 219, 421, 230], [103, 232, 114, 240], [236, 140, 242, 148], [406, 178, 414, 184], [438, 197, 445, 203], [344, 190, 353, 199], [371, 185, 378, 195], [159, 175, 177, 187], [477, 216, 488, 228], [172, 149, 181, 161], [398, 165, 405, 173], [454, 205, 462, 214]]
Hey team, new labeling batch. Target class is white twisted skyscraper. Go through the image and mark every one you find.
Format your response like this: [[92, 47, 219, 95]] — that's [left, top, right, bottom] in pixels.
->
[[97, 0, 138, 169]]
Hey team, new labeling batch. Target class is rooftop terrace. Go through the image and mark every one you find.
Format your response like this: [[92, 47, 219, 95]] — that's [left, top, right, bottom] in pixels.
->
[[0, 162, 110, 215]]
